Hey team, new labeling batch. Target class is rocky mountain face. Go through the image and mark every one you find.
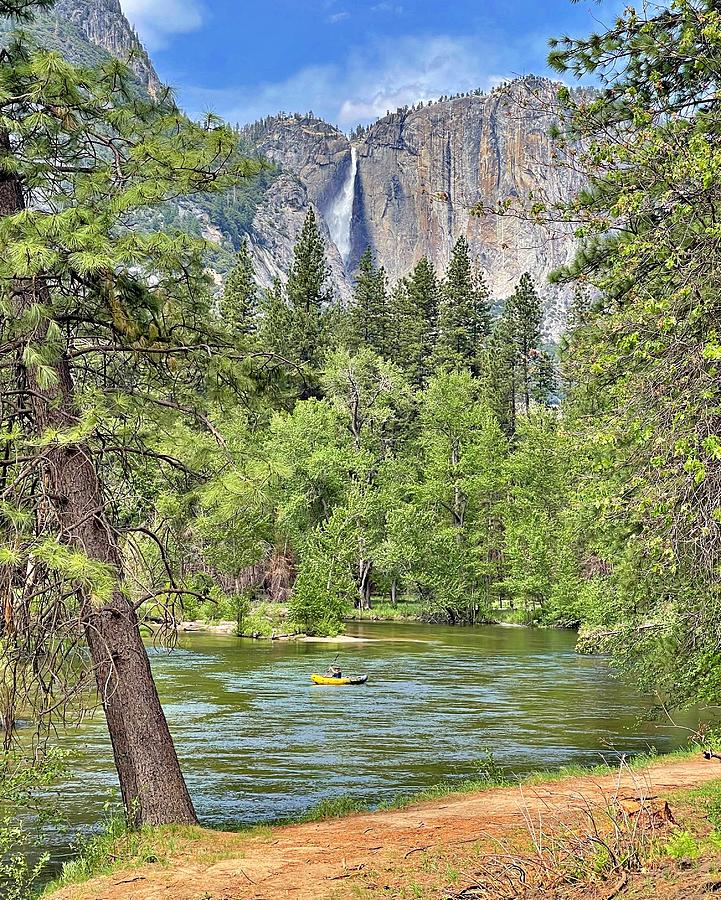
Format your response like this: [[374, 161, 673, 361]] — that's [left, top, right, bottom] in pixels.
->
[[245, 172, 352, 306], [246, 79, 581, 339], [56, 0, 161, 94], [355, 79, 580, 336], [0, 0, 161, 95], [4, 1, 581, 337], [242, 116, 353, 302]]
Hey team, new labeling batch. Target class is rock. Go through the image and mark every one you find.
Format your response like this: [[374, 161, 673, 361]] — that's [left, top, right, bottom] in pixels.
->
[[248, 114, 350, 213], [248, 173, 351, 304], [10, 3, 587, 337], [60, 0, 161, 94], [0, 0, 163, 96]]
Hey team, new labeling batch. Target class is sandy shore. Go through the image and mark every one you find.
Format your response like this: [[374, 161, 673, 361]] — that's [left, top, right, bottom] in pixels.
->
[[179, 621, 238, 635], [299, 634, 371, 643], [176, 624, 372, 642]]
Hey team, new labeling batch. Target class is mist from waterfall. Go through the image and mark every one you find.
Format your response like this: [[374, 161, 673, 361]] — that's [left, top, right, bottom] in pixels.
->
[[326, 146, 357, 264]]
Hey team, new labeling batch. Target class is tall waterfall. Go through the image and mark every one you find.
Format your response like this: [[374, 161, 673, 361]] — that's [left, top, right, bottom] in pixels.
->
[[326, 146, 357, 264]]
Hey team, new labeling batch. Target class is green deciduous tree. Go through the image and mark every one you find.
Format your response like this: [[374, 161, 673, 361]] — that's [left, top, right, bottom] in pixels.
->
[[545, 0, 721, 705], [500, 412, 569, 614], [322, 348, 412, 606], [412, 372, 507, 621]]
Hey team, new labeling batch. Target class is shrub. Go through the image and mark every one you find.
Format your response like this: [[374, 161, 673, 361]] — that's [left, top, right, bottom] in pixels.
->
[[0, 749, 67, 899], [288, 566, 348, 636]]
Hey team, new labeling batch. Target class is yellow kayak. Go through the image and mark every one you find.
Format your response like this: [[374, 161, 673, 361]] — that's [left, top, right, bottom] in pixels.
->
[[311, 674, 368, 686]]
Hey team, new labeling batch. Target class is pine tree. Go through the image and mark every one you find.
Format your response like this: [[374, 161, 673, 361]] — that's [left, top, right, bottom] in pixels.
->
[[221, 239, 258, 337], [0, 0, 251, 827], [508, 272, 543, 415], [386, 276, 409, 366], [530, 351, 557, 407], [287, 209, 332, 314], [401, 257, 440, 390], [260, 209, 334, 370], [435, 236, 491, 373], [347, 246, 388, 356], [484, 311, 518, 437]]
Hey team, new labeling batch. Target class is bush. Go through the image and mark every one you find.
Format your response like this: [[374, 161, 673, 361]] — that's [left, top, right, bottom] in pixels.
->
[[0, 749, 67, 899], [663, 830, 702, 860], [497, 606, 541, 626], [180, 585, 252, 625], [288, 566, 348, 636], [238, 602, 300, 637]]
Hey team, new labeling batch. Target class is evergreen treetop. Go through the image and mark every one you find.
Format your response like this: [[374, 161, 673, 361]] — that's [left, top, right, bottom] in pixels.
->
[[435, 236, 491, 374], [347, 246, 388, 356], [221, 239, 258, 337], [287, 208, 332, 315]]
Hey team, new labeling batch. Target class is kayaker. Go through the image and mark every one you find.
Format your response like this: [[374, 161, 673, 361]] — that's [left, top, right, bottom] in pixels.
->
[[326, 664, 342, 679]]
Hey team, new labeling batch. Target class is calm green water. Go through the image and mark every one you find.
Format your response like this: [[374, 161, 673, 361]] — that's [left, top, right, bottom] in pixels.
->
[[45, 621, 697, 865]]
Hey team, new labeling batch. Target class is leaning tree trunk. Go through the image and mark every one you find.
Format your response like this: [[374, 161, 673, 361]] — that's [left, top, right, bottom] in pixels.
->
[[0, 134, 197, 827], [39, 384, 198, 827]]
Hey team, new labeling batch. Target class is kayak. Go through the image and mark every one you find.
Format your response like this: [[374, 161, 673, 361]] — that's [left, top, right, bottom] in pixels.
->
[[311, 674, 368, 686]]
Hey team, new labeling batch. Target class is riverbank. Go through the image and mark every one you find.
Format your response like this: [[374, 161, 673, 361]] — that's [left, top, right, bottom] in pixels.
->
[[176, 621, 379, 642], [173, 599, 544, 638], [46, 753, 721, 899], [348, 604, 545, 628]]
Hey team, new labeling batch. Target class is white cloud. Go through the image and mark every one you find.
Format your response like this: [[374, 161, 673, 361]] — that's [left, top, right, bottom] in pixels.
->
[[178, 34, 515, 129], [328, 11, 351, 23], [121, 0, 204, 50], [337, 36, 506, 124], [371, 3, 404, 14]]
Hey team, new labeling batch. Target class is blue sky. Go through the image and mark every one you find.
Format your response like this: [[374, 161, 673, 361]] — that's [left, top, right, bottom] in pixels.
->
[[121, 0, 625, 129]]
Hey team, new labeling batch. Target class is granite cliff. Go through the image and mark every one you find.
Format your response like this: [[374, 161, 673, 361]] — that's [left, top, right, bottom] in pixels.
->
[[2, 0, 581, 336], [245, 79, 580, 338], [0, 0, 160, 94]]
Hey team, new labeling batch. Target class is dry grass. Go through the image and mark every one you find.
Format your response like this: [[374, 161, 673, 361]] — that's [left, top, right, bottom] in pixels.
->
[[443, 760, 680, 900]]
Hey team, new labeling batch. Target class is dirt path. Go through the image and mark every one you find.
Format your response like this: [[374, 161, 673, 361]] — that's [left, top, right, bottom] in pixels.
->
[[49, 757, 721, 900]]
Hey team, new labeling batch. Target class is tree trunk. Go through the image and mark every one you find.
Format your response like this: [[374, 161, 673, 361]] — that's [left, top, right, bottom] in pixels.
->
[[450, 443, 465, 534], [358, 558, 373, 609], [40, 370, 197, 827], [522, 336, 531, 415], [390, 578, 398, 607], [1, 133, 197, 828], [363, 564, 373, 609]]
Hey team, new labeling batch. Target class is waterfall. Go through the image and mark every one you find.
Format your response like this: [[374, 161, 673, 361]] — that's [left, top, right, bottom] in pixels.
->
[[326, 146, 357, 264]]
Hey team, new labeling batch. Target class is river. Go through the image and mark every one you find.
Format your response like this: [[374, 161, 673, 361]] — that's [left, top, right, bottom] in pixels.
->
[[43, 621, 697, 868]]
